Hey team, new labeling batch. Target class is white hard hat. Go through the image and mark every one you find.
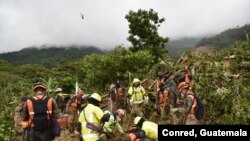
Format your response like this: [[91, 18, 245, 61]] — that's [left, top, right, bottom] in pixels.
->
[[55, 88, 62, 93]]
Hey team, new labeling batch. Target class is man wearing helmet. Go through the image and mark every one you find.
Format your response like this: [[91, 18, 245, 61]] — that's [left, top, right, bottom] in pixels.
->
[[177, 81, 198, 125], [128, 78, 147, 117], [101, 109, 125, 138], [78, 93, 104, 141], [22, 82, 59, 141], [109, 80, 126, 112], [132, 116, 158, 141], [54, 88, 66, 113], [66, 88, 85, 134]]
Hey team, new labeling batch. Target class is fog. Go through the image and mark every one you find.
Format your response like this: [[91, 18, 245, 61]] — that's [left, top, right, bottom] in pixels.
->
[[0, 0, 249, 53]]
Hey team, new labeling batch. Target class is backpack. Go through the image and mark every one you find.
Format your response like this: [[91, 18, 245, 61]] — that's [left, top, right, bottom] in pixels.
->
[[188, 93, 204, 120], [29, 96, 51, 131], [27, 96, 61, 137], [128, 126, 146, 139]]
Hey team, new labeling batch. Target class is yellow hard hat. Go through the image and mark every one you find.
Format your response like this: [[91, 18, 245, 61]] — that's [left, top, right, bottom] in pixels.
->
[[134, 116, 142, 125], [133, 78, 140, 84], [90, 93, 101, 102]]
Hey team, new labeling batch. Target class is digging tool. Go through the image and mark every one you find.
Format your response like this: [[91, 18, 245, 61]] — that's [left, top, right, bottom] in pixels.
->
[[125, 104, 134, 131]]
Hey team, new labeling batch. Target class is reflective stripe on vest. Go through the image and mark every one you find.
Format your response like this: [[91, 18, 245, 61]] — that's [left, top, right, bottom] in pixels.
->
[[81, 134, 99, 139]]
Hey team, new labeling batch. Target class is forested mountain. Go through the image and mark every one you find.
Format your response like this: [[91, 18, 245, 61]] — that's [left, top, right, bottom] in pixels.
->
[[167, 37, 201, 60], [197, 24, 250, 50], [0, 7, 249, 140], [1, 25, 249, 66], [0, 45, 103, 67], [166, 24, 250, 60]]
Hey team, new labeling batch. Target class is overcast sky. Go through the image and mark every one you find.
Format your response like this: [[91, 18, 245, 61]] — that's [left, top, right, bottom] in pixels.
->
[[0, 0, 249, 53]]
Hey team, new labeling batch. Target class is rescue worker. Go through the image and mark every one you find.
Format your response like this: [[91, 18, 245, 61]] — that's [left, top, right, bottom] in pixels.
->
[[13, 96, 29, 141], [66, 89, 85, 133], [177, 82, 198, 125], [173, 64, 192, 106], [102, 109, 125, 138], [133, 116, 158, 141], [128, 125, 146, 141], [148, 71, 165, 92], [55, 88, 66, 113], [78, 93, 104, 141], [174, 64, 192, 89], [128, 78, 147, 117], [109, 80, 126, 112], [157, 84, 171, 119], [22, 82, 59, 141]]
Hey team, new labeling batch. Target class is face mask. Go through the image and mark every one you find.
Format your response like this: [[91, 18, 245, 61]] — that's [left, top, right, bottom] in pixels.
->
[[36, 90, 44, 95], [116, 115, 121, 121], [133, 82, 140, 87]]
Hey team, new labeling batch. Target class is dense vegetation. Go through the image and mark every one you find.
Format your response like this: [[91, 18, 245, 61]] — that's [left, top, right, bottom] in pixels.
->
[[197, 24, 250, 50], [181, 41, 250, 124], [0, 46, 154, 140], [1, 41, 249, 140], [0, 8, 249, 140], [125, 9, 168, 63]]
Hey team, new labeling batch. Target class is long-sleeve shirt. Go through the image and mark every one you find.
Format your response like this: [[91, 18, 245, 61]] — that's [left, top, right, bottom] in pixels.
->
[[103, 115, 123, 133], [78, 103, 104, 141]]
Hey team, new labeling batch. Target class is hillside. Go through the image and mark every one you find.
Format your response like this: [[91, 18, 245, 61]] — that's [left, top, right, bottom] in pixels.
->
[[1, 40, 249, 141], [197, 24, 250, 50], [0, 45, 103, 67], [166, 37, 201, 60], [1, 25, 249, 66]]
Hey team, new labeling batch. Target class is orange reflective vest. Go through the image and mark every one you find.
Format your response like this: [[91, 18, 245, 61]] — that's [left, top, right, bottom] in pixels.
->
[[159, 89, 169, 107]]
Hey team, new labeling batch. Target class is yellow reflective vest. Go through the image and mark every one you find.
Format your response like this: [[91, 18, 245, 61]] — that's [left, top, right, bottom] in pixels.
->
[[142, 121, 158, 141], [78, 104, 104, 141], [128, 86, 146, 104]]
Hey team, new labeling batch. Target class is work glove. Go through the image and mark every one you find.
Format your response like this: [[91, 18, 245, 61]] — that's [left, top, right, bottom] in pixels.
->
[[143, 96, 149, 105]]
